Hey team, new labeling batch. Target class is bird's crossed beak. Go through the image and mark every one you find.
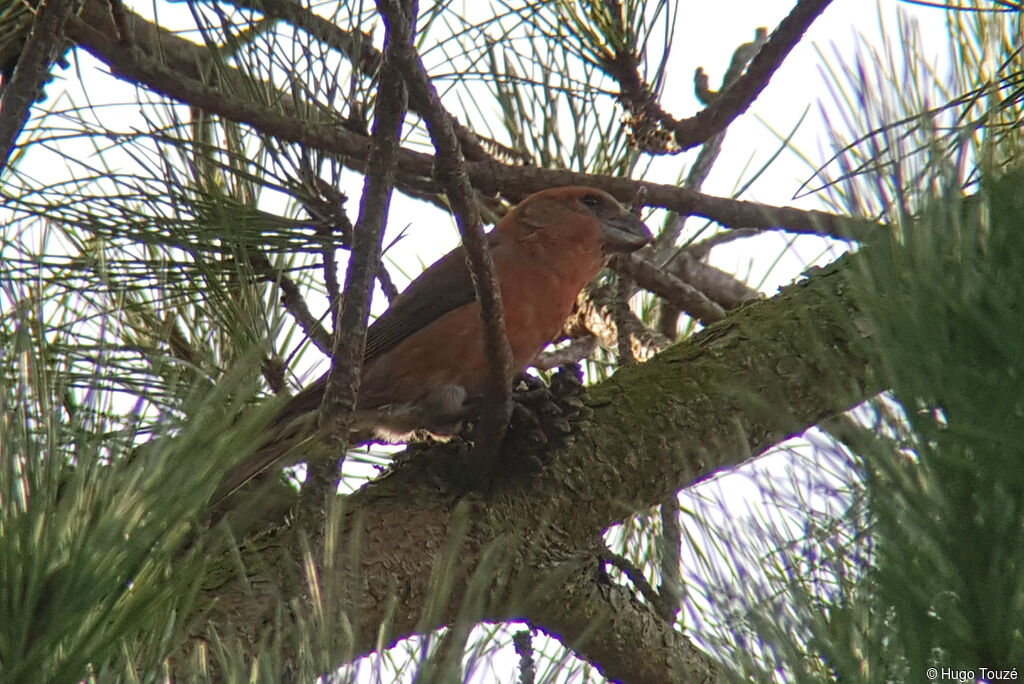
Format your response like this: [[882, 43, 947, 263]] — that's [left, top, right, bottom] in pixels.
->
[[600, 212, 653, 253]]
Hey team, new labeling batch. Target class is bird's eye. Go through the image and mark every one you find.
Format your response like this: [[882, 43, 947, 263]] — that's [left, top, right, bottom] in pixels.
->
[[581, 194, 602, 208]]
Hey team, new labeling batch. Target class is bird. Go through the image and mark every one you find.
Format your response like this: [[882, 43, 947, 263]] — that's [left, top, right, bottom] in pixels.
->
[[215, 186, 651, 501]]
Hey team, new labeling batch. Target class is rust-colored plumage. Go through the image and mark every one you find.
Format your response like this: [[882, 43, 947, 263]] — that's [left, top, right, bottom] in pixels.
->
[[216, 186, 651, 499]]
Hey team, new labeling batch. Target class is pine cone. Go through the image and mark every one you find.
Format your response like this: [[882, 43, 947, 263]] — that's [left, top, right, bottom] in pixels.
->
[[500, 364, 590, 469]]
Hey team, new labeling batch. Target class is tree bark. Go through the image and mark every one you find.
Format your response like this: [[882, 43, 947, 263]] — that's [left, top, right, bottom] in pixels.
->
[[201, 251, 883, 682]]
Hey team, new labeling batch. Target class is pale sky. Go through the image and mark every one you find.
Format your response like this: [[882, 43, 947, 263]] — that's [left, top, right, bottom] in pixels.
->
[[4, 0, 959, 680]]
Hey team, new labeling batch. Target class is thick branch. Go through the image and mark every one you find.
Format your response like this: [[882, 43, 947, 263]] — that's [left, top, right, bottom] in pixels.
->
[[205, 251, 884, 680], [66, 11, 378, 166], [0, 0, 76, 171], [465, 166, 881, 241], [551, 255, 879, 536], [527, 557, 717, 684]]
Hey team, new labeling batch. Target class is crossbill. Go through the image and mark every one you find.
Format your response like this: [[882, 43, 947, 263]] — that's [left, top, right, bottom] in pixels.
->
[[218, 186, 651, 498]]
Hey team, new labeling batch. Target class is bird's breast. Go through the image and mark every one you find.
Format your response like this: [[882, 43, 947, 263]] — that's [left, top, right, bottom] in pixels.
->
[[358, 242, 604, 411]]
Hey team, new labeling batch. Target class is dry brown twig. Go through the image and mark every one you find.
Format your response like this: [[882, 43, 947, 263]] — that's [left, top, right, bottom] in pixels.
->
[[605, 0, 832, 151], [301, 1, 411, 509], [375, 0, 514, 452]]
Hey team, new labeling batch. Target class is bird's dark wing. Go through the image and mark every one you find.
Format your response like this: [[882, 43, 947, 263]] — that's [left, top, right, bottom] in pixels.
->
[[266, 235, 494, 426], [362, 244, 478, 365]]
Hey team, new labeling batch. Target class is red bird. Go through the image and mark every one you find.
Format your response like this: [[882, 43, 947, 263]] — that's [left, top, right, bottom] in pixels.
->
[[217, 186, 651, 498]]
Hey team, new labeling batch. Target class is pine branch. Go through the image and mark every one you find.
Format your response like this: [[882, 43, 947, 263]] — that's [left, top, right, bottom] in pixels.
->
[[616, 253, 727, 325], [528, 556, 713, 684], [376, 0, 514, 452], [302, 1, 411, 512], [201, 250, 884, 679], [0, 0, 76, 171], [64, 0, 880, 243], [670, 0, 833, 150]]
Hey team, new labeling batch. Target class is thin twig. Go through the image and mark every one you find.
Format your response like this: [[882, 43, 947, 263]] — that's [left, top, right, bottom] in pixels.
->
[[299, 170, 400, 307], [653, 28, 767, 262], [531, 335, 597, 371], [684, 227, 765, 259], [376, 0, 513, 451], [670, 253, 761, 310], [262, 355, 287, 394], [302, 5, 410, 513], [613, 274, 638, 366], [374, 261, 400, 303], [617, 254, 726, 325], [600, 550, 663, 612], [108, 0, 134, 46], [671, 0, 832, 149], [695, 28, 769, 105], [230, 0, 379, 70], [656, 496, 684, 624], [512, 629, 536, 684], [601, 0, 827, 153], [310, 179, 348, 314], [249, 252, 334, 356]]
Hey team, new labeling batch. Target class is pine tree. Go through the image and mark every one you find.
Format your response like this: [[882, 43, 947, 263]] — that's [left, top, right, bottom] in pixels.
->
[[1, 1, 1021, 682]]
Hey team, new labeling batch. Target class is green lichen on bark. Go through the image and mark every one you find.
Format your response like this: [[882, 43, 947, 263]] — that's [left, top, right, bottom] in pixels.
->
[[558, 253, 882, 532]]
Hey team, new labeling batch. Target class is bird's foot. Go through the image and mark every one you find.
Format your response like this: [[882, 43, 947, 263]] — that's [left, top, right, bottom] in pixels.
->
[[499, 363, 591, 472]]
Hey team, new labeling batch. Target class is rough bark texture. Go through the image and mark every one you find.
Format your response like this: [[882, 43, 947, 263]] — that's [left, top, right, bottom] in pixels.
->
[[203, 251, 883, 682], [0, 0, 901, 679]]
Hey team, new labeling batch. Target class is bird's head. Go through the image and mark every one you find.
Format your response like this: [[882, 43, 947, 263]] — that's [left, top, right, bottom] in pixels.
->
[[507, 186, 652, 255]]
